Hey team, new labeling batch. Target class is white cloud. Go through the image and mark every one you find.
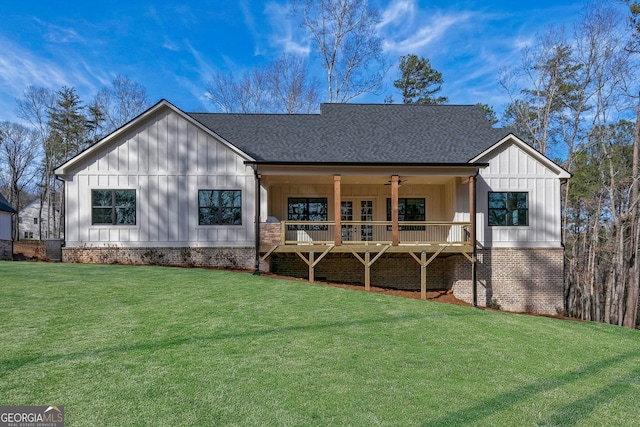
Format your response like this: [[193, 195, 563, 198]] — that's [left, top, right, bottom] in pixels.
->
[[378, 0, 416, 29], [382, 11, 474, 54], [184, 41, 217, 81], [34, 18, 84, 44], [0, 36, 108, 121], [264, 1, 310, 57]]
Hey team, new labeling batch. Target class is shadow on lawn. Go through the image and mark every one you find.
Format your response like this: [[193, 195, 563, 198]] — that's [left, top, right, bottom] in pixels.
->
[[422, 351, 640, 427], [1, 311, 476, 373]]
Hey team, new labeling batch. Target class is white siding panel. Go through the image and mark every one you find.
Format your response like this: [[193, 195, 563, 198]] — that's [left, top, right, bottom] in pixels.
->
[[478, 142, 563, 248], [63, 107, 256, 248]]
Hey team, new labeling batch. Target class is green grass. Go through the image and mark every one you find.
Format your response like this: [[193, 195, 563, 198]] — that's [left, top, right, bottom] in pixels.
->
[[1, 262, 639, 426]]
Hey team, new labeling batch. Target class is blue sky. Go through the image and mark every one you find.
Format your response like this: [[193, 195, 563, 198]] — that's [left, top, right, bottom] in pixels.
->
[[0, 0, 592, 122]]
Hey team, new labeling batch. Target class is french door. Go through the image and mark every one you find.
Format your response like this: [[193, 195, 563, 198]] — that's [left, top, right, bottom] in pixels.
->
[[341, 199, 374, 242]]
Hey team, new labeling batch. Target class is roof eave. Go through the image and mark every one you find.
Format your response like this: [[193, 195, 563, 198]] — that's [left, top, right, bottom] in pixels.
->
[[54, 99, 256, 179], [245, 161, 489, 167], [471, 133, 571, 179]]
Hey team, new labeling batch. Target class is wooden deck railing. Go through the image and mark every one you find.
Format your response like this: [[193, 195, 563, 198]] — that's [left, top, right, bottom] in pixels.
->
[[280, 221, 470, 246]]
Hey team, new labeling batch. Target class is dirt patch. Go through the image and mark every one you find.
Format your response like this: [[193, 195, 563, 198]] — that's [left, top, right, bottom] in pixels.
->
[[323, 282, 473, 305], [13, 241, 46, 261], [257, 272, 472, 306]]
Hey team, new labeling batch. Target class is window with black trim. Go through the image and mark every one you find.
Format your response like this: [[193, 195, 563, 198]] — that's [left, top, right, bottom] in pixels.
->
[[288, 198, 328, 221], [488, 192, 528, 226], [199, 190, 242, 225], [92, 189, 136, 225], [386, 198, 425, 230], [288, 197, 328, 230]]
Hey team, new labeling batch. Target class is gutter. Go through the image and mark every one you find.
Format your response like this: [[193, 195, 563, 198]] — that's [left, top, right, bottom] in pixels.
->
[[472, 168, 479, 309], [245, 161, 490, 168]]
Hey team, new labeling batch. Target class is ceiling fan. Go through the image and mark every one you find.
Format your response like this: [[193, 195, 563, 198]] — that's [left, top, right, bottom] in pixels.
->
[[385, 178, 407, 186]]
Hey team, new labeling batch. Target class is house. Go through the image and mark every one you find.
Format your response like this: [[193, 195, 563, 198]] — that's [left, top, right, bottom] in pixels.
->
[[54, 100, 570, 314], [0, 192, 17, 260], [18, 199, 61, 240]]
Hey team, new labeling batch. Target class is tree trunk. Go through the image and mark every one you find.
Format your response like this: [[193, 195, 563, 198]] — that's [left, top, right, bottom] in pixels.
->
[[624, 96, 640, 328]]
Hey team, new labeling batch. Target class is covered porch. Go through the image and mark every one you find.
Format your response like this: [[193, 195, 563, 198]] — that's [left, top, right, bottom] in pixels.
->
[[253, 165, 480, 302]]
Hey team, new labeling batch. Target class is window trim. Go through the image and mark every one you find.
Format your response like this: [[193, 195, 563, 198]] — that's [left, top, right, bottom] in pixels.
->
[[287, 197, 329, 231], [287, 197, 329, 222], [488, 191, 529, 227], [386, 197, 426, 231], [198, 189, 243, 226], [91, 189, 137, 226]]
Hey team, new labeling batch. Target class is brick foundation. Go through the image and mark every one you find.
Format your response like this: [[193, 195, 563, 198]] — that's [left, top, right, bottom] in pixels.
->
[[451, 248, 564, 315], [0, 240, 12, 260], [62, 246, 264, 270], [269, 247, 564, 315], [271, 253, 448, 290]]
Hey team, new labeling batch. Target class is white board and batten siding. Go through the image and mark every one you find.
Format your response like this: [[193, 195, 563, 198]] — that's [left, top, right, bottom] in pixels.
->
[[470, 138, 568, 248], [62, 106, 256, 248]]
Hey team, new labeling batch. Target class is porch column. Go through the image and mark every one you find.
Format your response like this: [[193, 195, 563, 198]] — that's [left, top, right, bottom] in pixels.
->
[[469, 174, 478, 307], [334, 175, 341, 245], [391, 175, 399, 246]]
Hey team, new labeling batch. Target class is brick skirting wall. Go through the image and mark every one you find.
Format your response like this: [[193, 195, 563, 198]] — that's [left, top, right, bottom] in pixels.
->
[[62, 246, 262, 270], [0, 240, 12, 260], [450, 247, 564, 315], [271, 253, 448, 290], [269, 247, 564, 315]]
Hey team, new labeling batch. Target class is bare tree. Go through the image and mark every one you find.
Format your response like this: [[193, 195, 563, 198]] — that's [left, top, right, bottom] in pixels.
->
[[206, 54, 319, 113], [207, 68, 272, 113], [500, 27, 582, 156], [95, 75, 150, 134], [292, 0, 386, 103], [0, 122, 40, 238], [16, 86, 56, 240], [265, 54, 320, 113]]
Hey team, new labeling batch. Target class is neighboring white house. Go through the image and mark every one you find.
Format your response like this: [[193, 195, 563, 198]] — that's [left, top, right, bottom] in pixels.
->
[[55, 100, 571, 314], [0, 192, 17, 260], [18, 199, 61, 240]]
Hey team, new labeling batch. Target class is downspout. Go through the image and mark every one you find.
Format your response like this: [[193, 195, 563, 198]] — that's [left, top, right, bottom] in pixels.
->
[[253, 168, 261, 275], [55, 175, 66, 247], [472, 169, 479, 308]]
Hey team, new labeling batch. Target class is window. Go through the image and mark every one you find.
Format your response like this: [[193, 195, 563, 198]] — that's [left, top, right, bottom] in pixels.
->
[[92, 190, 136, 225], [288, 198, 328, 230], [386, 198, 426, 230], [24, 231, 34, 239], [488, 192, 528, 226], [33, 217, 38, 224], [386, 198, 426, 221], [199, 190, 242, 225], [288, 198, 328, 221]]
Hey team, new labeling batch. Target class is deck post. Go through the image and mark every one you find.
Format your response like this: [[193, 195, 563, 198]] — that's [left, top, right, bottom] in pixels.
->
[[309, 250, 315, 282], [470, 174, 478, 307], [391, 175, 399, 246], [364, 250, 371, 290], [409, 247, 444, 301], [334, 175, 342, 245], [421, 250, 427, 300]]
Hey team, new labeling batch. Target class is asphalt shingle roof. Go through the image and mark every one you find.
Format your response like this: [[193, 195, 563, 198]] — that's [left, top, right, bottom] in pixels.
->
[[188, 103, 512, 164], [0, 193, 16, 214]]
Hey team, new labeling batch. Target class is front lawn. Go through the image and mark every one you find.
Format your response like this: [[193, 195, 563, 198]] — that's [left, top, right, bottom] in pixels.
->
[[1, 262, 639, 426]]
